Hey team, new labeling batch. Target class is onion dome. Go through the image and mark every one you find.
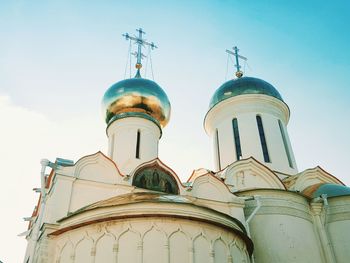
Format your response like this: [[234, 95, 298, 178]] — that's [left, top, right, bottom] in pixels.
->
[[302, 183, 350, 198], [103, 28, 170, 128], [209, 77, 283, 110], [102, 74, 171, 128]]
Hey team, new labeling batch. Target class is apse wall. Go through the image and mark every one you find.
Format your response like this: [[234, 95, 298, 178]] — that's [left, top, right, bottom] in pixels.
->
[[53, 217, 251, 263], [238, 190, 323, 263]]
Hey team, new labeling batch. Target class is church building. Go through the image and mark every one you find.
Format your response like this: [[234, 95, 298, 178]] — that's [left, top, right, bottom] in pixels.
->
[[23, 29, 350, 263]]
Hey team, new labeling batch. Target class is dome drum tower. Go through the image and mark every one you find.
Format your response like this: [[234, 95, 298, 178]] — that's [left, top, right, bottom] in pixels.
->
[[205, 74, 298, 175], [106, 116, 161, 175]]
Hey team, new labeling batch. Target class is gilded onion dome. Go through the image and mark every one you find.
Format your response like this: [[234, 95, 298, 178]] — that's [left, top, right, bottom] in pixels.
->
[[102, 74, 171, 128], [102, 28, 170, 128]]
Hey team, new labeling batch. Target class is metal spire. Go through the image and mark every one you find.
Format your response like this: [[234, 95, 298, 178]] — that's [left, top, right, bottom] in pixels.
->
[[226, 46, 247, 78], [122, 28, 158, 78]]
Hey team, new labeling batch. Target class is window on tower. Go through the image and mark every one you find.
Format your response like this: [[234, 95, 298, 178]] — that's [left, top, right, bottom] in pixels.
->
[[232, 118, 242, 160], [136, 130, 141, 159], [215, 129, 222, 170], [256, 115, 270, 163], [278, 120, 293, 168]]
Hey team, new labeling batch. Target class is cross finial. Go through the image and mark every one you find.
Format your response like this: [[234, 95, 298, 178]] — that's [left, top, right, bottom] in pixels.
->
[[226, 46, 247, 78], [122, 28, 158, 78]]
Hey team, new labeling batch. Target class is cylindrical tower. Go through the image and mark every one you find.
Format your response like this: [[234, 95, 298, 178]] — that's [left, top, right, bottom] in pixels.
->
[[102, 76, 171, 175], [204, 76, 297, 175]]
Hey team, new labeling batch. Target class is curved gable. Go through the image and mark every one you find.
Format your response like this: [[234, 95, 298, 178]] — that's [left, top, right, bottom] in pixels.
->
[[222, 157, 285, 192], [187, 168, 214, 183], [74, 152, 122, 184], [284, 166, 344, 192], [191, 174, 234, 202]]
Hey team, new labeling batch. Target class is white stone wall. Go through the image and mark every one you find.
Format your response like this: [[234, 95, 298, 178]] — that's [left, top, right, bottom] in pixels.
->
[[239, 190, 324, 263], [38, 152, 134, 225], [52, 217, 250, 263], [327, 196, 350, 263]]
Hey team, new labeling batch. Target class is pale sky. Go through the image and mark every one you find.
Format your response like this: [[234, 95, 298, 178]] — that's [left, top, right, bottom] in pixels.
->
[[1, 1, 350, 262]]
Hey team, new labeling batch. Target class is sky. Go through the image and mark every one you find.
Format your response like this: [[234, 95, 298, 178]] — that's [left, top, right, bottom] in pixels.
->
[[1, 1, 350, 262]]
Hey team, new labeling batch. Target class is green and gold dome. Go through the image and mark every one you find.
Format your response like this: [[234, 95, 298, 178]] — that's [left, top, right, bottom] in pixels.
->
[[102, 73, 171, 128], [102, 28, 170, 128]]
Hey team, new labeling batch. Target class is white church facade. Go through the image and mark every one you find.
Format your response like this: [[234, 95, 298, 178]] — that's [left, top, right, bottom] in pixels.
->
[[23, 30, 350, 263]]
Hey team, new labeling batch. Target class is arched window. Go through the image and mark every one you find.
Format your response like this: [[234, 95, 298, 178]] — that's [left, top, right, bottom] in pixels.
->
[[278, 120, 293, 168], [136, 130, 141, 159], [133, 167, 179, 194], [232, 118, 242, 160], [256, 115, 270, 162]]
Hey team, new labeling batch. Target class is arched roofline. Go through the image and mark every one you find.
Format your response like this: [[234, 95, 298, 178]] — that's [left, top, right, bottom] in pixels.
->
[[187, 168, 215, 183], [223, 157, 286, 190], [302, 166, 345, 185], [191, 173, 234, 195], [283, 165, 345, 192], [74, 151, 124, 177], [46, 151, 124, 190]]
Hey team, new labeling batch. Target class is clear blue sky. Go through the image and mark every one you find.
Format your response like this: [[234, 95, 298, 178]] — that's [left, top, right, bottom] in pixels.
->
[[1, 1, 350, 262]]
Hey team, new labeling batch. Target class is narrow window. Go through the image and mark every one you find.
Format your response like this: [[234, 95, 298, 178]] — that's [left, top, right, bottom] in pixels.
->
[[278, 120, 293, 168], [136, 130, 141, 159], [232, 118, 242, 160], [110, 134, 115, 159], [256, 115, 270, 162], [215, 129, 222, 170]]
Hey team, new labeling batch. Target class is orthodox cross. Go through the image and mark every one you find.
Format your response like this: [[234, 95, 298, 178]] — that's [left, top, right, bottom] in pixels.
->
[[123, 28, 157, 75], [226, 46, 247, 78]]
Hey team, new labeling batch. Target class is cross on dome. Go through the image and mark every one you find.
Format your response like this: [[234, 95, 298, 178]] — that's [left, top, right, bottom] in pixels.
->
[[226, 46, 247, 78], [123, 28, 158, 77]]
